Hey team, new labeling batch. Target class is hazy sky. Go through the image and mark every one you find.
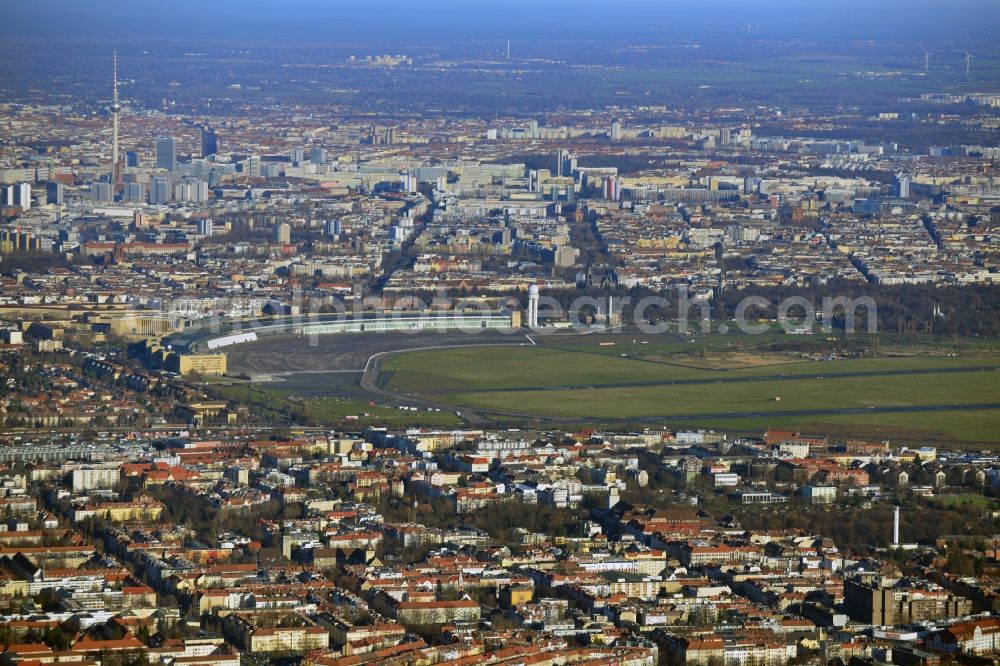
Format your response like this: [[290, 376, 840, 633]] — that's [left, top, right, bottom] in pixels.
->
[[4, 0, 1000, 43]]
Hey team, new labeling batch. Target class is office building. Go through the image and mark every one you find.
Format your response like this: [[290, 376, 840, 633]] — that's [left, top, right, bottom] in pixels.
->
[[193, 180, 209, 203], [556, 149, 576, 177], [165, 353, 227, 377], [156, 136, 177, 171], [3, 183, 32, 209], [401, 170, 418, 193], [46, 182, 64, 205], [174, 182, 191, 202], [126, 150, 140, 167], [802, 485, 836, 503], [93, 182, 112, 202], [172, 178, 209, 203], [72, 467, 121, 492], [201, 127, 218, 157], [324, 219, 342, 237], [274, 223, 291, 244], [151, 176, 171, 204], [197, 219, 214, 236], [291, 147, 305, 166], [844, 576, 972, 626], [603, 177, 620, 201], [310, 147, 326, 164], [125, 182, 144, 203], [18, 182, 32, 209], [247, 155, 261, 177], [610, 118, 622, 141], [895, 173, 912, 198], [554, 245, 578, 268]]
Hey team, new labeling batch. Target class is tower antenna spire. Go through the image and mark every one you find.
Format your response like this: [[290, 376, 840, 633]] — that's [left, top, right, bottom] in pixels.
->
[[110, 50, 122, 194]]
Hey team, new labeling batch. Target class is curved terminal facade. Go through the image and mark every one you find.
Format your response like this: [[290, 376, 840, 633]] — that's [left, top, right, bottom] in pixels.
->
[[300, 311, 517, 336], [166, 309, 521, 354]]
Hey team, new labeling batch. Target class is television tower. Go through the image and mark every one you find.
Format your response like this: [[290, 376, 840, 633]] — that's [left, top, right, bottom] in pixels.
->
[[109, 51, 123, 193]]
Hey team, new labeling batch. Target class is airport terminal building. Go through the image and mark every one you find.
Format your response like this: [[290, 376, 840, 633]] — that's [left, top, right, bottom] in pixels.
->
[[166, 309, 521, 354]]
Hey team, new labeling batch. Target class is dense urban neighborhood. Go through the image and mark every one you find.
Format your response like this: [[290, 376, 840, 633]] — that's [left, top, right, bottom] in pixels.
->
[[2, 2, 1000, 664]]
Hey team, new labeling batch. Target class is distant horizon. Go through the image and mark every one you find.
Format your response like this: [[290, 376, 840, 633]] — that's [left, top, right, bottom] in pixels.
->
[[5, 0, 1000, 44]]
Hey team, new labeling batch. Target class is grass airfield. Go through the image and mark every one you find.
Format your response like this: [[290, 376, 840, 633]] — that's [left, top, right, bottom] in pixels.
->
[[382, 330, 1000, 445]]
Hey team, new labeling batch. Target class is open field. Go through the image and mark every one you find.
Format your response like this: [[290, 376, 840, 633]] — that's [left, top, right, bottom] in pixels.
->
[[929, 494, 998, 509], [441, 368, 998, 417], [384, 341, 1000, 393], [290, 396, 462, 429], [384, 335, 1000, 443], [211, 327, 1000, 441], [542, 329, 1000, 356], [674, 411, 1000, 448], [212, 382, 462, 429]]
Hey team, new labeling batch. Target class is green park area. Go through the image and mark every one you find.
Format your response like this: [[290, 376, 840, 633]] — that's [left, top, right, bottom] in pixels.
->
[[928, 494, 998, 509], [213, 383, 463, 429], [383, 332, 1000, 445]]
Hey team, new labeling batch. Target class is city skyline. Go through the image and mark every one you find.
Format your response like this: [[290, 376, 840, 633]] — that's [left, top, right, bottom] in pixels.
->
[[0, 4, 998, 666]]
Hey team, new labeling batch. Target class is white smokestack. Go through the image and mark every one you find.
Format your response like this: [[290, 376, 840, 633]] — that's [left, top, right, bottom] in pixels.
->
[[893, 506, 900, 545]]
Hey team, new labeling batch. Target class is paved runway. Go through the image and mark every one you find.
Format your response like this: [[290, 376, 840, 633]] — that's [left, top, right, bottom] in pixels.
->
[[225, 330, 526, 377]]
